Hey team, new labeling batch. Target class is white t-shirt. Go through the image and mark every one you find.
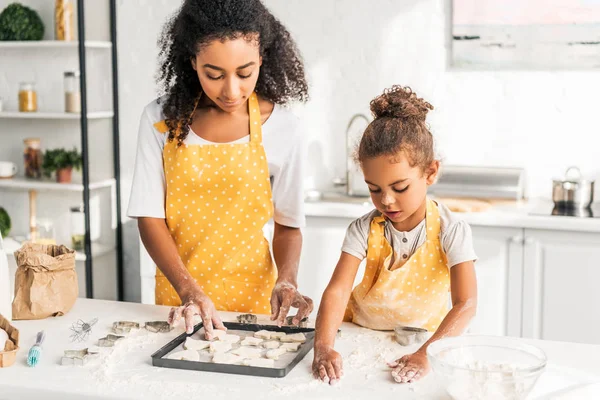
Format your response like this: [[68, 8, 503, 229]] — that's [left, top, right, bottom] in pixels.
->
[[127, 98, 306, 228]]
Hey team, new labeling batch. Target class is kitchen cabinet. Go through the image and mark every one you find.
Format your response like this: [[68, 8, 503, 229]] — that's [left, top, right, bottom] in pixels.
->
[[521, 228, 600, 344]]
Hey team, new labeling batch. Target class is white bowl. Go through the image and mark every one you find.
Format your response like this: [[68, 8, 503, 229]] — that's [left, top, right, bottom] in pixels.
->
[[427, 336, 547, 400]]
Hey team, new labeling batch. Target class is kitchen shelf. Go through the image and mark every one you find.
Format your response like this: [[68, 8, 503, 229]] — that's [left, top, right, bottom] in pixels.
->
[[0, 40, 112, 49], [0, 177, 116, 192], [3, 237, 115, 261], [0, 111, 114, 120]]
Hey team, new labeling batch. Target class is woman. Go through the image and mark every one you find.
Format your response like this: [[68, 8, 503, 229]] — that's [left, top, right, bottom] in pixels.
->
[[128, 0, 313, 338]]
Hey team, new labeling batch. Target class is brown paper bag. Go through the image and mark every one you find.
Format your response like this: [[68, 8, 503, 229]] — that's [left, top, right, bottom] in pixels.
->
[[12, 243, 78, 320]]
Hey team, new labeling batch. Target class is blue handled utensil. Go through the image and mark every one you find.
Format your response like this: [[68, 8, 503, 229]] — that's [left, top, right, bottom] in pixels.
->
[[27, 330, 45, 367]]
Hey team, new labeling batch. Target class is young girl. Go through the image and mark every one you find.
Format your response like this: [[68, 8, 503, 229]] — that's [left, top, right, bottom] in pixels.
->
[[312, 86, 478, 385], [128, 0, 313, 338]]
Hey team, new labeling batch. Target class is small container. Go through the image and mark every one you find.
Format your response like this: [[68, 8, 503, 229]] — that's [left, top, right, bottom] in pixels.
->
[[64, 71, 81, 113], [394, 325, 430, 346], [34, 218, 56, 245], [70, 205, 85, 250], [18, 82, 37, 112], [55, 0, 75, 41], [23, 138, 43, 179]]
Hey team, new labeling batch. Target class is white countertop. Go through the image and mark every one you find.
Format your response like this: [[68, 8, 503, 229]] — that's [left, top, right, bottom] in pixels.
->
[[1, 299, 600, 400], [304, 196, 600, 233]]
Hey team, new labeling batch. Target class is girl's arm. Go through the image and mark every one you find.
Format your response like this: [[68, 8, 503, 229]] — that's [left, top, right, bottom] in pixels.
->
[[138, 217, 225, 337], [390, 260, 477, 383], [270, 222, 314, 326], [313, 252, 362, 384]]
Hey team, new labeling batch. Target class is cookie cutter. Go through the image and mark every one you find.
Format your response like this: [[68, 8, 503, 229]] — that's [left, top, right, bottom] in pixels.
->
[[112, 321, 140, 334], [98, 334, 124, 347], [394, 326, 430, 346], [60, 347, 99, 366], [236, 314, 258, 324], [285, 316, 309, 328], [144, 321, 173, 333]]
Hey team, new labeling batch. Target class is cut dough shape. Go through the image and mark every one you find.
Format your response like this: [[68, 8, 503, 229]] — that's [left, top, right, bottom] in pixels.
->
[[280, 333, 306, 343], [207, 329, 227, 341], [183, 337, 211, 351], [254, 330, 272, 340], [270, 332, 286, 340], [280, 342, 301, 352], [240, 336, 263, 346], [217, 334, 241, 344], [243, 358, 275, 368], [266, 348, 287, 360], [209, 341, 232, 353], [212, 353, 243, 365], [261, 340, 281, 349], [167, 349, 200, 361], [230, 347, 263, 359]]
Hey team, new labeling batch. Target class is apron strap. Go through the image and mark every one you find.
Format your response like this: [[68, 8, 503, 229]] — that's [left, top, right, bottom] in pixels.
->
[[153, 94, 203, 136], [248, 92, 263, 143], [425, 198, 442, 241]]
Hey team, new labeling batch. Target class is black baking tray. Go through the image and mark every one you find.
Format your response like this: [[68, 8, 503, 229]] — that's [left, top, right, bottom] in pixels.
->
[[151, 322, 315, 378]]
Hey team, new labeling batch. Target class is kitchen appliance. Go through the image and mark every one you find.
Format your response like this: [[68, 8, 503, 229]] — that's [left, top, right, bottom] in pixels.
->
[[552, 166, 594, 209]]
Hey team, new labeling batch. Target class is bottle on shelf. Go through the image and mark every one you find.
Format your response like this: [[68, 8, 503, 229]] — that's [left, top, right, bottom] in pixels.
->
[[23, 138, 43, 179], [64, 71, 81, 113], [55, 0, 75, 41], [18, 82, 37, 112]]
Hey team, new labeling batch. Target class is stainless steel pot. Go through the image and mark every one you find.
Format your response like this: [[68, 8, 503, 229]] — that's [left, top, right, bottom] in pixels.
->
[[552, 166, 595, 209]]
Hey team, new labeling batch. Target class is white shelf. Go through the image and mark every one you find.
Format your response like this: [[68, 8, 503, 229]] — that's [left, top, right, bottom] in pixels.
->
[[4, 237, 114, 261], [0, 111, 114, 120], [0, 177, 115, 192], [0, 40, 112, 49]]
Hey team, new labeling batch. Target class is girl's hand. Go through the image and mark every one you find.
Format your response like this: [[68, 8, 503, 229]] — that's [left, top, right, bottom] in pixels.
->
[[168, 286, 226, 339], [312, 345, 343, 385], [388, 350, 430, 383]]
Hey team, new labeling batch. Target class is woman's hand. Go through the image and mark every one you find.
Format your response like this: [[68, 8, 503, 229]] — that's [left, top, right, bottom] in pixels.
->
[[168, 285, 226, 339], [312, 345, 343, 385], [388, 350, 430, 383], [270, 281, 314, 326]]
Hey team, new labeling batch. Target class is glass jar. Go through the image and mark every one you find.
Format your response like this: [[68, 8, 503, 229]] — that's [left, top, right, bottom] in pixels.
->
[[70, 205, 85, 250], [18, 82, 37, 112], [23, 138, 43, 179], [64, 71, 81, 113], [55, 0, 75, 41], [34, 218, 56, 245]]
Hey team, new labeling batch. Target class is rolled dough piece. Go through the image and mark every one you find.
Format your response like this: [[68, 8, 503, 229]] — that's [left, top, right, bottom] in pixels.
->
[[266, 348, 287, 360], [261, 340, 280, 349], [184, 337, 211, 351], [254, 330, 272, 340], [269, 332, 286, 340], [207, 329, 227, 341], [243, 358, 275, 368], [209, 341, 232, 353], [280, 333, 306, 343], [240, 336, 263, 346], [230, 347, 263, 359], [217, 334, 241, 344], [167, 349, 200, 362], [212, 353, 243, 365], [280, 342, 301, 352]]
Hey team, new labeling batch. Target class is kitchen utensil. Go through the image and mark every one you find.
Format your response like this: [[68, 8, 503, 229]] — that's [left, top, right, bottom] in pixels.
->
[[552, 167, 594, 209], [98, 334, 124, 347], [394, 325, 430, 346], [144, 321, 172, 333], [27, 330, 45, 367], [427, 335, 547, 400], [113, 321, 140, 334], [70, 318, 98, 342]]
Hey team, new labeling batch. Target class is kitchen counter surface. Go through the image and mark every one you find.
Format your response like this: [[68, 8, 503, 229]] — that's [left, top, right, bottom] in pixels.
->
[[304, 195, 600, 233], [1, 299, 600, 400]]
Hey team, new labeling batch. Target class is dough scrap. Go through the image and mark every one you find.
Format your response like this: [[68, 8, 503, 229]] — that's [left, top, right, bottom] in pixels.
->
[[230, 347, 263, 359], [266, 348, 287, 360], [183, 337, 210, 351], [209, 341, 232, 353], [167, 349, 200, 361], [280, 333, 306, 343]]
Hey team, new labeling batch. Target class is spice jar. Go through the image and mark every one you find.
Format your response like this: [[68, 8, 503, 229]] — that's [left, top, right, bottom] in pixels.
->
[[23, 138, 43, 179], [18, 82, 37, 112], [64, 71, 81, 113], [55, 0, 75, 41], [70, 205, 85, 250]]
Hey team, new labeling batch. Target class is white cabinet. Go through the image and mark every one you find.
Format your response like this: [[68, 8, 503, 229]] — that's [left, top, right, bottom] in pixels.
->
[[469, 226, 524, 337], [522, 229, 600, 344]]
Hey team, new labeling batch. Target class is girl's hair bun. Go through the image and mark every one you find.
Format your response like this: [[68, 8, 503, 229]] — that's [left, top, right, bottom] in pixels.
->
[[370, 85, 433, 121]]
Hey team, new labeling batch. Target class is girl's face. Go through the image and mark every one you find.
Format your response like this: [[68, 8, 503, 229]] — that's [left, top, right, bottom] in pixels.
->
[[362, 153, 439, 229], [192, 36, 262, 113]]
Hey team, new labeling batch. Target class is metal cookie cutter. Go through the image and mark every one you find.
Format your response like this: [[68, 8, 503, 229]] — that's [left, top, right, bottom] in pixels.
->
[[61, 348, 99, 366], [236, 314, 258, 324], [144, 321, 173, 333], [394, 326, 430, 346], [285, 316, 309, 328], [112, 321, 140, 334], [98, 334, 124, 347]]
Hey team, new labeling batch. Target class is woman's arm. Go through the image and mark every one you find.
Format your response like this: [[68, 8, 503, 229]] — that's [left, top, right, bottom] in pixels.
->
[[138, 217, 225, 337], [312, 252, 362, 384], [270, 222, 313, 326], [390, 260, 477, 383]]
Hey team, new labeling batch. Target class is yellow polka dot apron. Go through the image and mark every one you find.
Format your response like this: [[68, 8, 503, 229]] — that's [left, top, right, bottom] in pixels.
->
[[153, 92, 277, 312], [345, 199, 451, 332]]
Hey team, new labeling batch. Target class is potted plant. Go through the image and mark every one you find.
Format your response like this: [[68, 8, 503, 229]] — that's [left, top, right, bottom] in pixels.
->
[[42, 148, 82, 183], [0, 3, 45, 41]]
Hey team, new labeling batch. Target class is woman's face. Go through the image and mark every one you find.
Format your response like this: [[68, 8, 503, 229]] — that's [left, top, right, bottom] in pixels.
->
[[192, 36, 262, 113]]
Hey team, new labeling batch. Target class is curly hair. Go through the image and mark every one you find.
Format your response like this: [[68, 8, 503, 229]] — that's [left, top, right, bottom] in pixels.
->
[[157, 0, 309, 146], [357, 85, 435, 171]]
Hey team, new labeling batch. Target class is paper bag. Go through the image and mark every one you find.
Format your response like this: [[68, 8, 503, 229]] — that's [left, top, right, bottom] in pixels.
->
[[12, 242, 78, 320]]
